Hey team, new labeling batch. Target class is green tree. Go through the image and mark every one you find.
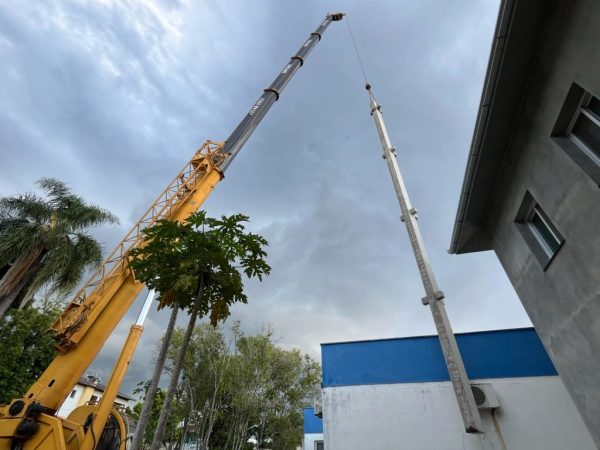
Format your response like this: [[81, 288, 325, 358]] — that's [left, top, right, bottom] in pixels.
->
[[128, 211, 270, 450], [0, 178, 118, 317], [132, 384, 166, 446], [130, 306, 180, 450], [163, 322, 321, 450], [0, 299, 62, 403], [166, 323, 232, 450], [228, 329, 321, 450], [132, 385, 181, 449]]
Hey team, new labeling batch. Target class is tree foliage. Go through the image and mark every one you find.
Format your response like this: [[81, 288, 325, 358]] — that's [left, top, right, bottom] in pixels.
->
[[0, 178, 118, 314], [0, 299, 62, 403], [161, 323, 321, 450], [129, 211, 270, 450], [131, 384, 180, 448], [129, 211, 270, 325]]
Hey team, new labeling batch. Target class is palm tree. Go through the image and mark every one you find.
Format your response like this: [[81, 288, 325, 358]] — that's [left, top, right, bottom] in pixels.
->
[[0, 178, 118, 318]]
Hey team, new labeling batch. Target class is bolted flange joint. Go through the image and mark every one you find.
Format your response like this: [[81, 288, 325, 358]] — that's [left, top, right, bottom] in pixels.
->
[[421, 290, 445, 305]]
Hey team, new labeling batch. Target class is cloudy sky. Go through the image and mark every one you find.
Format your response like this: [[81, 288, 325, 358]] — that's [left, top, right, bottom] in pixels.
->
[[0, 0, 532, 395]]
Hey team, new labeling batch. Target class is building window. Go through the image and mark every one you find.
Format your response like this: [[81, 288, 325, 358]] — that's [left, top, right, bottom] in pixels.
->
[[515, 192, 564, 270], [552, 83, 600, 185], [568, 94, 600, 162], [69, 390, 77, 399], [526, 206, 562, 256], [315, 441, 324, 450]]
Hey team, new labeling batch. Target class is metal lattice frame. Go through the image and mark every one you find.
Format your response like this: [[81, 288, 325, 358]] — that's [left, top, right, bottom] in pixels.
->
[[53, 141, 227, 345]]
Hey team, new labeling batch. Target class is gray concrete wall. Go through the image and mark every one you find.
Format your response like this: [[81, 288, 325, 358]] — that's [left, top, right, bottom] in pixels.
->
[[484, 0, 600, 445]]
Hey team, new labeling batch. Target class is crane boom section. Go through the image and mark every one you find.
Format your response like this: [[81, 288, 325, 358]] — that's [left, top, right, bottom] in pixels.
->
[[220, 12, 344, 171], [21, 13, 344, 414], [27, 142, 226, 410]]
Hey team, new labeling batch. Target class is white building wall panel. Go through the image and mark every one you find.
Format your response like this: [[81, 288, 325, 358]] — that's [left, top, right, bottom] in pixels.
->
[[323, 377, 595, 450], [303, 432, 324, 450], [56, 385, 83, 418]]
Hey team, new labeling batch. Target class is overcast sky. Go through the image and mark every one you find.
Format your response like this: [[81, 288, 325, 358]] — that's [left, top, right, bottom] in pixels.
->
[[0, 0, 532, 395]]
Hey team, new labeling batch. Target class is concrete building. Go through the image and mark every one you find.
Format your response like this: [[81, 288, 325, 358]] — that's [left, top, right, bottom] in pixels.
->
[[449, 0, 600, 444], [320, 328, 594, 450], [303, 407, 324, 450], [56, 373, 135, 418]]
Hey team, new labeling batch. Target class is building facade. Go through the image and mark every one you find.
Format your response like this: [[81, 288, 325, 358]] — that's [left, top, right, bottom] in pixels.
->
[[303, 407, 324, 450], [449, 0, 600, 444], [320, 328, 594, 450], [56, 373, 135, 418]]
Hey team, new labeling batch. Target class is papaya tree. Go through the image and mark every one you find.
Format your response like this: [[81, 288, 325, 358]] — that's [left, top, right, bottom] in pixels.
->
[[128, 211, 270, 450]]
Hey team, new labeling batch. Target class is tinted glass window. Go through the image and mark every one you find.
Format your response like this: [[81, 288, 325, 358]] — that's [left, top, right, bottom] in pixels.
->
[[529, 210, 561, 255], [587, 97, 600, 120], [572, 114, 600, 159]]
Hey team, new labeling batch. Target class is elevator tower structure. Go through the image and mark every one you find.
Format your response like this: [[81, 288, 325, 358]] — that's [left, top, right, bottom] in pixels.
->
[[366, 84, 484, 433]]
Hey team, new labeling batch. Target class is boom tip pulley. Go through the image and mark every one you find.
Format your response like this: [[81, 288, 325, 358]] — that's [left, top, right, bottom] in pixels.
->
[[329, 12, 345, 21]]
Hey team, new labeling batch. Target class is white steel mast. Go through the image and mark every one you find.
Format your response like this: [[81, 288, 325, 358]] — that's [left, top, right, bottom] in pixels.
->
[[366, 84, 483, 433]]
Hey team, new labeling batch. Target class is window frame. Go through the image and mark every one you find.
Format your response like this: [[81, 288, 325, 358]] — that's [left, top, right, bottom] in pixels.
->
[[515, 192, 564, 270], [565, 92, 600, 165], [552, 83, 600, 186], [314, 441, 324, 450]]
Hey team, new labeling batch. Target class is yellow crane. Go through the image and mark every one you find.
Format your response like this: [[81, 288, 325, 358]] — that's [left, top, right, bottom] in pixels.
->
[[0, 13, 344, 450]]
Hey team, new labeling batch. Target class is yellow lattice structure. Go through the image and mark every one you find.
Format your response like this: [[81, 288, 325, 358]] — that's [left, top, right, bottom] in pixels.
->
[[53, 141, 226, 351]]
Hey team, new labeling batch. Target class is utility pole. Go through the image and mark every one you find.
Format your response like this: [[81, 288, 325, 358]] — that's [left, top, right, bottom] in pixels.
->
[[366, 84, 483, 433]]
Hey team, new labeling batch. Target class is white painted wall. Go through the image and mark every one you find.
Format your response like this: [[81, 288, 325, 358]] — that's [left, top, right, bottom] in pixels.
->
[[56, 385, 84, 418], [56, 384, 135, 418], [304, 433, 324, 450], [323, 377, 595, 450]]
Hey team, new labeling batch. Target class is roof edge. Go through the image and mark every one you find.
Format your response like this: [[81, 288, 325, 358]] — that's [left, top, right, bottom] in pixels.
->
[[320, 326, 535, 347], [449, 0, 514, 254]]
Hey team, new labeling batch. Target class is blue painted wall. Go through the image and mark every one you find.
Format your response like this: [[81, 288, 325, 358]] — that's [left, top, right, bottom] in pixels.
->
[[303, 407, 323, 433], [321, 328, 557, 387]]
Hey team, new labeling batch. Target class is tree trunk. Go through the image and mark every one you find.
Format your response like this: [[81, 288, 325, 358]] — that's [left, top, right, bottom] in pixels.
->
[[131, 306, 180, 450], [150, 277, 204, 450], [0, 246, 46, 319]]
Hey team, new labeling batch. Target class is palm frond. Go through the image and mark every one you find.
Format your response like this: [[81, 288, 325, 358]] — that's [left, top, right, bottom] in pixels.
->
[[0, 216, 29, 234], [60, 202, 119, 230], [0, 226, 46, 266], [0, 194, 52, 225], [36, 178, 119, 230], [37, 178, 71, 202], [0, 178, 118, 303], [33, 232, 103, 296]]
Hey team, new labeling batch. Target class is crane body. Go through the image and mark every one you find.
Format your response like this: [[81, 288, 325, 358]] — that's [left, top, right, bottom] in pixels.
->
[[366, 86, 484, 433], [0, 13, 343, 450]]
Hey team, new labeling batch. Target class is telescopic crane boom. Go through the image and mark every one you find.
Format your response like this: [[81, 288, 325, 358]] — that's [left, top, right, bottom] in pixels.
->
[[0, 13, 344, 450]]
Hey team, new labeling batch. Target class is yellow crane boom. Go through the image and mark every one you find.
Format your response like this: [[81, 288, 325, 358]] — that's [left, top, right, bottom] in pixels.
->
[[0, 13, 343, 450]]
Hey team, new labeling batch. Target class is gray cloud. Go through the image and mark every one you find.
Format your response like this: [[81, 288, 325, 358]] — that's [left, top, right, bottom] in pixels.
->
[[0, 0, 530, 396]]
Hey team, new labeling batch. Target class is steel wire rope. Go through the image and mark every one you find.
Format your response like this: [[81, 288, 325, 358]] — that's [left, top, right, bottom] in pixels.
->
[[345, 16, 379, 102], [345, 16, 368, 84]]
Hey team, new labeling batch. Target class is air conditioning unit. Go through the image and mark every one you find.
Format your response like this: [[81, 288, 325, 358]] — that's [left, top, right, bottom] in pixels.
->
[[314, 397, 323, 418], [470, 383, 500, 410]]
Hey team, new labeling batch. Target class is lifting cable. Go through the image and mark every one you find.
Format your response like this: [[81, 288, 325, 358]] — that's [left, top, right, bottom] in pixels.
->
[[345, 16, 377, 100]]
